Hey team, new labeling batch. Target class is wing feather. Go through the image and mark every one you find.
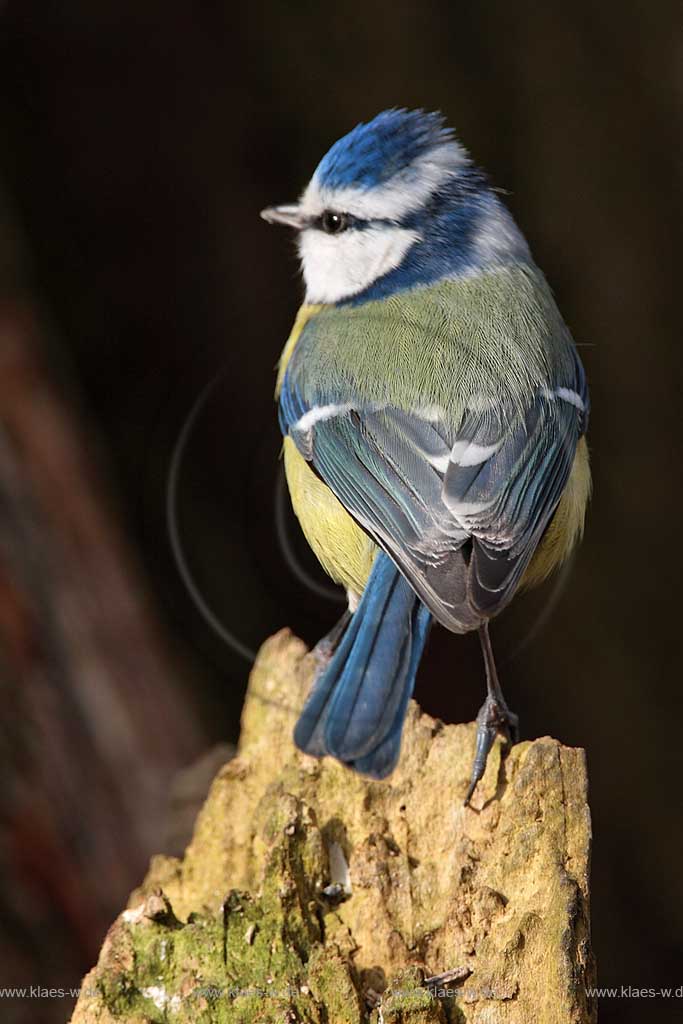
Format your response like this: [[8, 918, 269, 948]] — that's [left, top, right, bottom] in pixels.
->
[[279, 287, 588, 632]]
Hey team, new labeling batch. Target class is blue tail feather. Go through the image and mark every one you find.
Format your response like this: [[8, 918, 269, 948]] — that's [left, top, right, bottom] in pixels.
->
[[293, 552, 432, 779], [352, 599, 431, 777]]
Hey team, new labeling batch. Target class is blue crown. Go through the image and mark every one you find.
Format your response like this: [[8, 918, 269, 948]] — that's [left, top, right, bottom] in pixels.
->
[[313, 109, 456, 192]]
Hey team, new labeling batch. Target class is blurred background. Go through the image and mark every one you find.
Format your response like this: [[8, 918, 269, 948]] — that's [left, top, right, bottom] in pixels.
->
[[0, 1, 680, 1021]]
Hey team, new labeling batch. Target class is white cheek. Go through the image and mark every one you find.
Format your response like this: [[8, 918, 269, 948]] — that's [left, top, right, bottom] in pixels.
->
[[298, 226, 419, 304]]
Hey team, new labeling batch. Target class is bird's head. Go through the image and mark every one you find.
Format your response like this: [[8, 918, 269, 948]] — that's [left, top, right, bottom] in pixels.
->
[[261, 108, 530, 306]]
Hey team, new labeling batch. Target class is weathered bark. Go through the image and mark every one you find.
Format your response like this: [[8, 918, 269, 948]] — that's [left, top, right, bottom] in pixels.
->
[[71, 629, 596, 1023]]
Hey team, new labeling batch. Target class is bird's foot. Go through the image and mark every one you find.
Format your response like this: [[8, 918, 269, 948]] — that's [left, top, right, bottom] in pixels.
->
[[310, 610, 352, 671], [310, 634, 336, 670], [464, 695, 519, 806]]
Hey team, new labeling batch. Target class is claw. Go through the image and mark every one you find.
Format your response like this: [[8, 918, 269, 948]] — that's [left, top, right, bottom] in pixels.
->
[[464, 694, 518, 806], [311, 634, 336, 669], [464, 622, 520, 806], [310, 610, 351, 669]]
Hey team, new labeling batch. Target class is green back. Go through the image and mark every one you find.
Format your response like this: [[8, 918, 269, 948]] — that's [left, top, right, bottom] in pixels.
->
[[292, 265, 577, 424]]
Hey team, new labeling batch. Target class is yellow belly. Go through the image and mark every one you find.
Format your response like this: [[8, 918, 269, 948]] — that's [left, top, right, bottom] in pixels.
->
[[521, 435, 591, 588], [283, 437, 377, 596]]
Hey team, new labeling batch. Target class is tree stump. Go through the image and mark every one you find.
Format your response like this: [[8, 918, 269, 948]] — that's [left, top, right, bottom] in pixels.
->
[[71, 629, 596, 1023]]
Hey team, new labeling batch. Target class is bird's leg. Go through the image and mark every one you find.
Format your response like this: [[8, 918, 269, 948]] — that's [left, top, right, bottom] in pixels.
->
[[464, 621, 519, 805], [311, 609, 351, 669]]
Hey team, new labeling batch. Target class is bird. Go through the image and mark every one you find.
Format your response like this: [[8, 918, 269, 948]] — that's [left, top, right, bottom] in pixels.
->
[[261, 109, 590, 803]]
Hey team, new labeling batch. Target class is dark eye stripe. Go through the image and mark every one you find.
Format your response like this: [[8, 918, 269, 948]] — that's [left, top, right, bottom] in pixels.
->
[[310, 210, 400, 233]]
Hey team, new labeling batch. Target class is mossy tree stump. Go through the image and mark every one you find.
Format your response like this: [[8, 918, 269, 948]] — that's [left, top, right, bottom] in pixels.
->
[[71, 629, 595, 1023]]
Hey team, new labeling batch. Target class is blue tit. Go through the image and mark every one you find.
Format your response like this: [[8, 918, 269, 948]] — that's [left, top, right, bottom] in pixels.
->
[[262, 109, 590, 803]]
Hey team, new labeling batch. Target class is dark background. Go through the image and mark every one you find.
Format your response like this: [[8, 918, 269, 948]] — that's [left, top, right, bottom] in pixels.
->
[[0, 2, 681, 1021]]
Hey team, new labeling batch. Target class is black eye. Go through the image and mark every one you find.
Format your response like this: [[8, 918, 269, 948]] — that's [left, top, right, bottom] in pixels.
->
[[320, 210, 349, 234]]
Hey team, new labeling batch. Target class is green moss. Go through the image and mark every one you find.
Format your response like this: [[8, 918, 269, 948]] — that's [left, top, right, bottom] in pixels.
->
[[307, 947, 364, 1024], [377, 969, 446, 1024], [100, 810, 450, 1024], [95, 793, 365, 1023]]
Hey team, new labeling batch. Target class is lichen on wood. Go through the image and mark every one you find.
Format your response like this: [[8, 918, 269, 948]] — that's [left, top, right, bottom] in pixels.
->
[[71, 629, 596, 1023]]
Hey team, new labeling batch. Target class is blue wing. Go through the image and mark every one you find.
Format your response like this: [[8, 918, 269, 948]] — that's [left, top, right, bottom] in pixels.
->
[[280, 337, 588, 633]]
